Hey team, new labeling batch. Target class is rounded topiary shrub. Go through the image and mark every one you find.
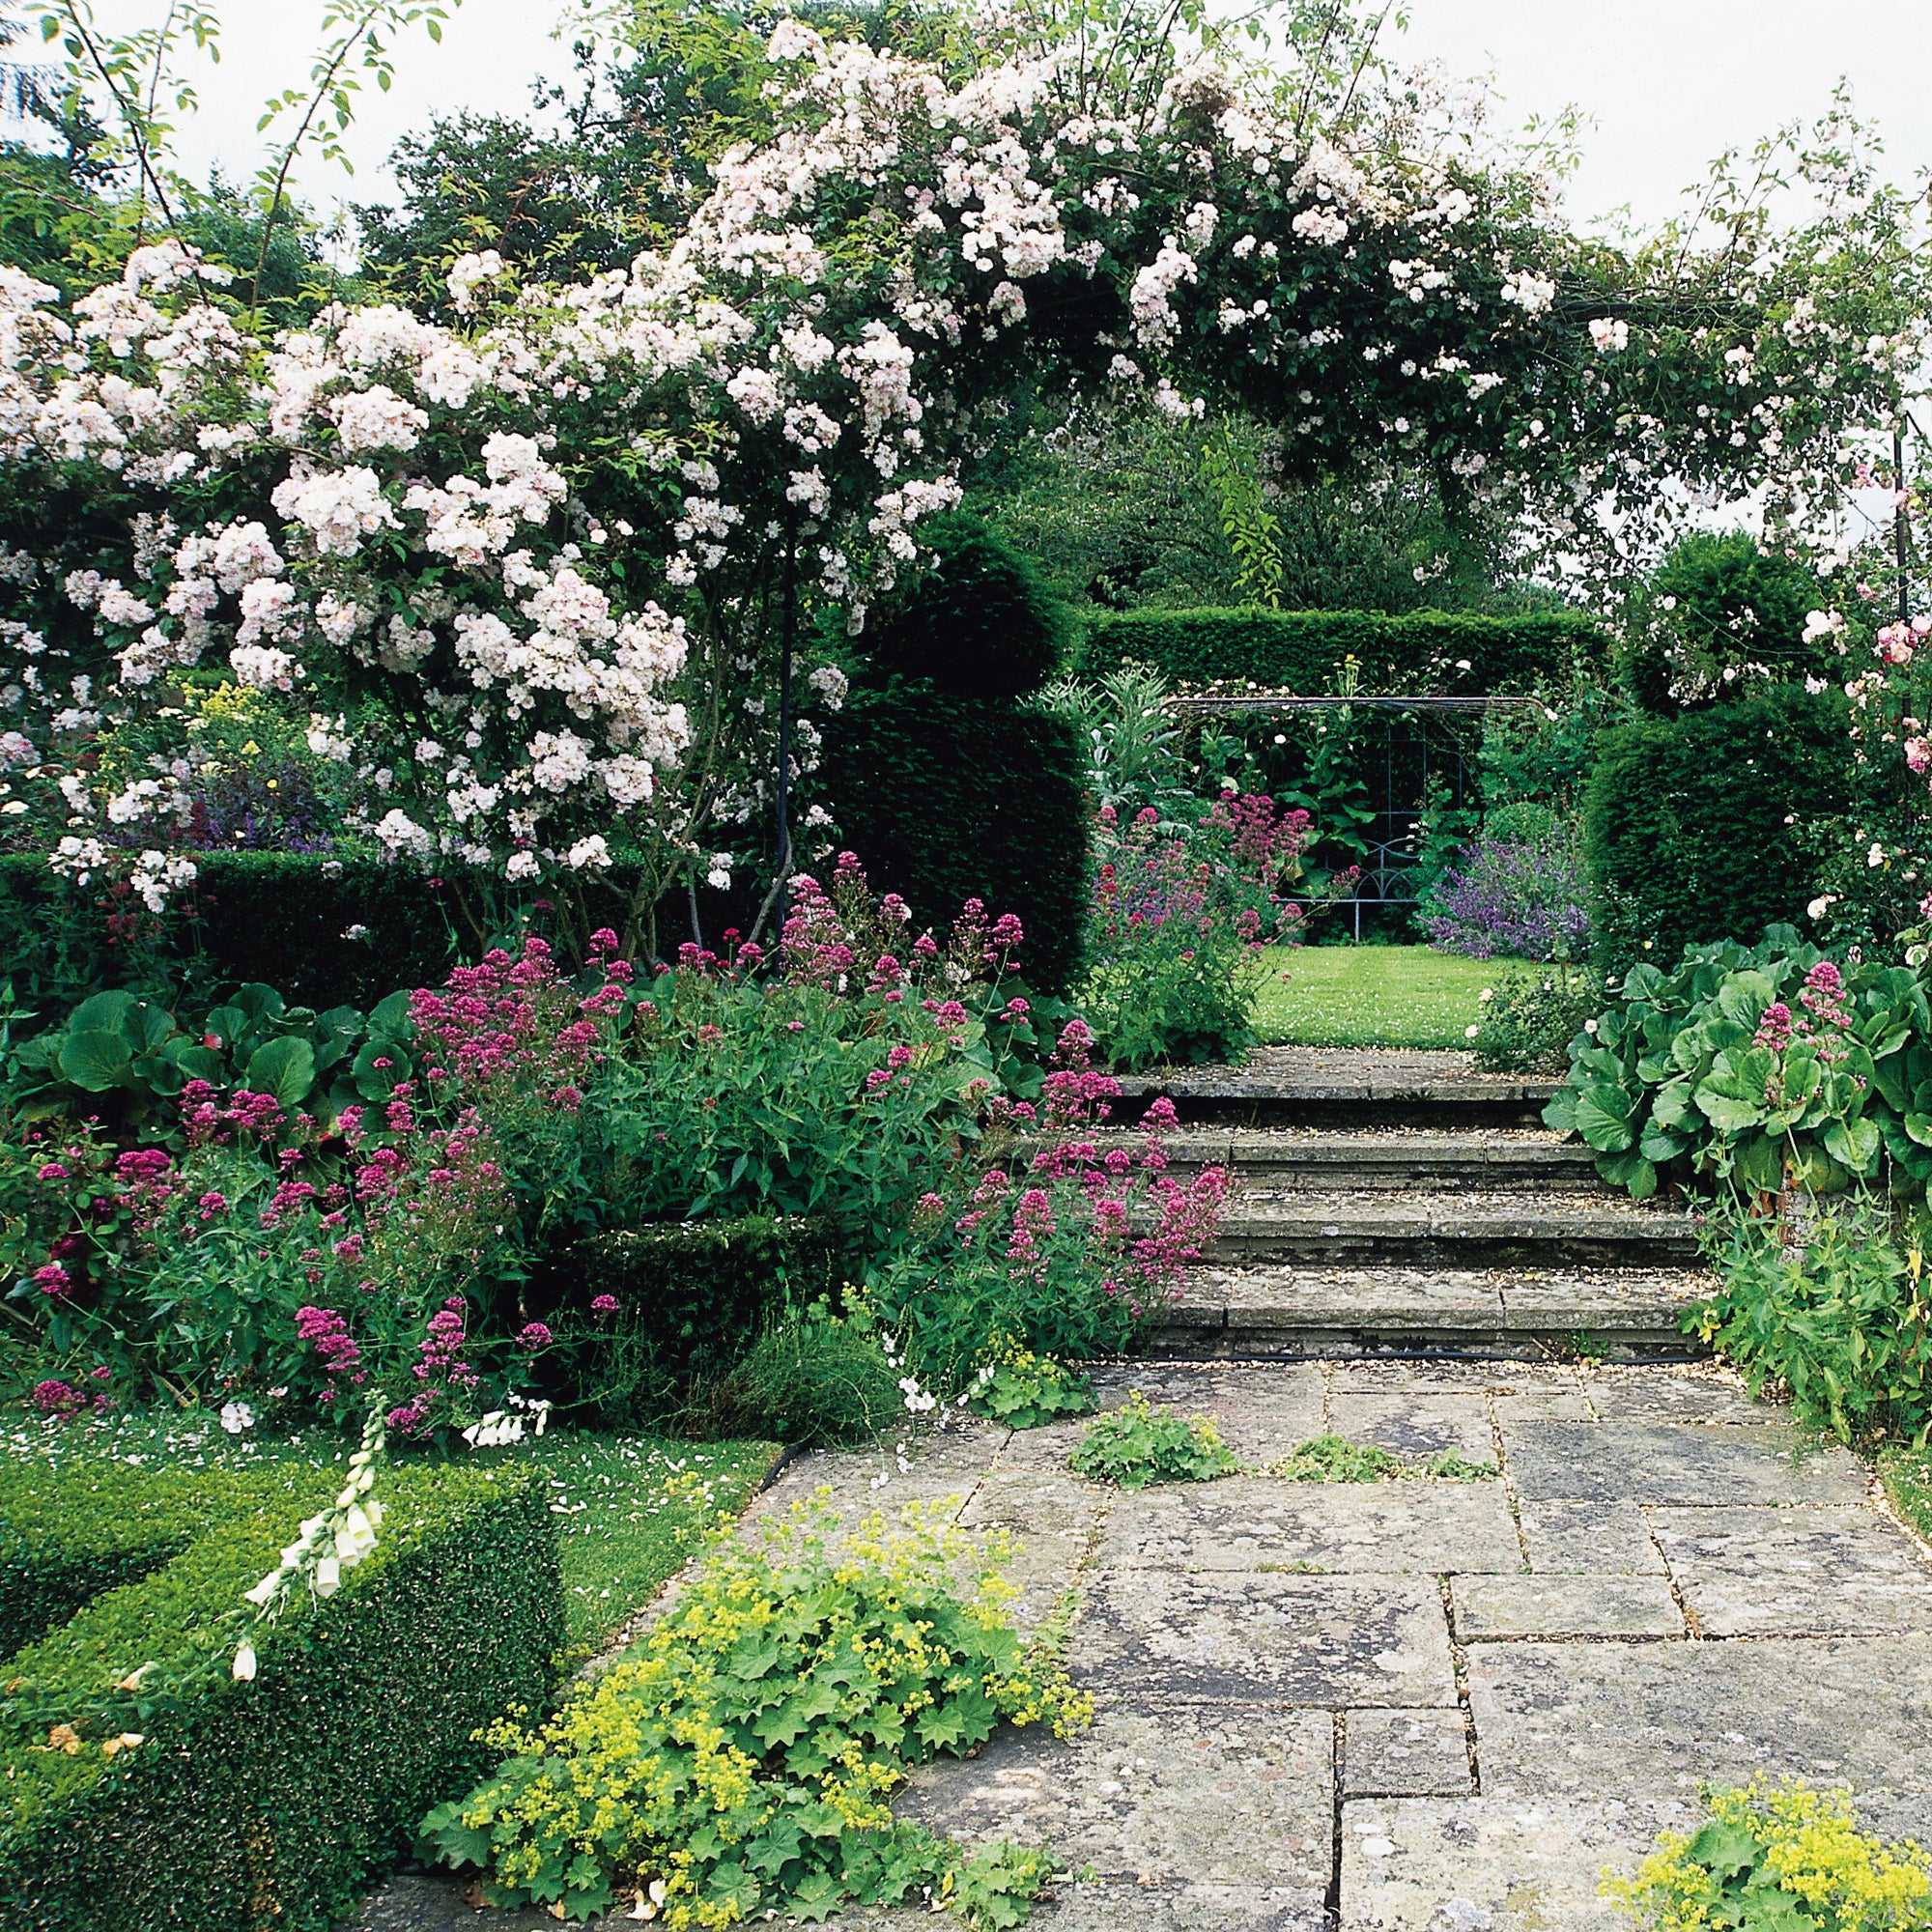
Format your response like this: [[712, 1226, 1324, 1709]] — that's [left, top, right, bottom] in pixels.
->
[[862, 514, 1069, 698]]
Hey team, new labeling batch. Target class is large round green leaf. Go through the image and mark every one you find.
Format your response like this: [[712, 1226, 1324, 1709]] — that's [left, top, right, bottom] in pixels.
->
[[1822, 1117, 1881, 1174], [243, 1036, 317, 1109], [57, 1029, 134, 1092], [68, 990, 140, 1037], [1573, 1087, 1637, 1153], [1694, 1048, 1775, 1133]]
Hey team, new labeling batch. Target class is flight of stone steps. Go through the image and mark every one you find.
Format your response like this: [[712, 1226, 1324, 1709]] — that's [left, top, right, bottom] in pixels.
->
[[1105, 1045, 1712, 1360]]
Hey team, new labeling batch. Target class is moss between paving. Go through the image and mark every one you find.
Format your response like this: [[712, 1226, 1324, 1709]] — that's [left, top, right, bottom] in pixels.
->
[[1254, 945, 1516, 1049]]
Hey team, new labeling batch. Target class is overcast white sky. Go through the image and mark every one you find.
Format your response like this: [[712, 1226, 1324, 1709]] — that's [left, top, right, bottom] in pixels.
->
[[21, 0, 1932, 240]]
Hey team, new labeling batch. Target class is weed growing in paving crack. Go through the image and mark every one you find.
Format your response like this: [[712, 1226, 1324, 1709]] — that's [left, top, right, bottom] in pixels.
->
[[1070, 1392, 1238, 1489], [1275, 1435, 1497, 1482]]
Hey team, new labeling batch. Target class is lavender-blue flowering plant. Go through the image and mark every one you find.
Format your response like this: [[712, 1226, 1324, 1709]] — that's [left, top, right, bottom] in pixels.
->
[[1424, 827, 1592, 962]]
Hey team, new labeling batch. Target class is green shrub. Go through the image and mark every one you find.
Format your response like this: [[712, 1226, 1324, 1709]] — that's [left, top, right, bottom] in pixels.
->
[[816, 684, 1088, 993], [1276, 1435, 1405, 1482], [1621, 532, 1833, 712], [965, 1339, 1095, 1429], [0, 851, 465, 1012], [1692, 1197, 1932, 1448], [1580, 688, 1853, 976], [572, 1216, 853, 1425], [1469, 964, 1605, 1074], [424, 1500, 1086, 1924], [1069, 1392, 1238, 1489], [863, 514, 1071, 698], [0, 1457, 561, 1931], [1069, 607, 1608, 694], [1544, 931, 1932, 1202], [684, 1302, 906, 1447]]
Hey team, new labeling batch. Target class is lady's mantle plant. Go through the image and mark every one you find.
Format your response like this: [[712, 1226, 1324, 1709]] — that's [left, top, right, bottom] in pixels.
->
[[1069, 1391, 1238, 1489], [1604, 1776, 1932, 1931], [423, 1498, 1087, 1926]]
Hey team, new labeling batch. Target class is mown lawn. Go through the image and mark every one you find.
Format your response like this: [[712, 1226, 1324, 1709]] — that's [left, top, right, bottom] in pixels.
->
[[1253, 944, 1519, 1050]]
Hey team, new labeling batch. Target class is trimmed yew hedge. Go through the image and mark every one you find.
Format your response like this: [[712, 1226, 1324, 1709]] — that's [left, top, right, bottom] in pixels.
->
[[817, 681, 1088, 992], [1580, 686, 1854, 975], [1069, 606, 1607, 694], [0, 1457, 561, 1931]]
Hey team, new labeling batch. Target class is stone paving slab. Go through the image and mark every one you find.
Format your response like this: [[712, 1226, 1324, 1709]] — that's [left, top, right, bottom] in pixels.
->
[[1577, 1365, 1785, 1427], [1467, 1634, 1932, 1809], [1450, 1573, 1684, 1639], [1116, 1044, 1561, 1103], [893, 1706, 1334, 1892], [1500, 1420, 1868, 1505], [1338, 1795, 1688, 1931], [1494, 1272, 1708, 1331], [1220, 1267, 1509, 1332], [1095, 1477, 1523, 1576], [1325, 1390, 1496, 1465], [957, 1465, 1110, 1541], [1343, 1709, 1472, 1798], [1075, 1570, 1458, 1707], [1650, 1504, 1932, 1635], [850, 1880, 1334, 1931], [1084, 1362, 1329, 1464], [1515, 1497, 1668, 1575]]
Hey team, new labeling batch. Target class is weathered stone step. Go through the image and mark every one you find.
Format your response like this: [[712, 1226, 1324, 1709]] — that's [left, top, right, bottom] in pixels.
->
[[1114, 1045, 1560, 1130], [1149, 1263, 1715, 1360], [1045, 1127, 1603, 1192], [1207, 1190, 1700, 1269]]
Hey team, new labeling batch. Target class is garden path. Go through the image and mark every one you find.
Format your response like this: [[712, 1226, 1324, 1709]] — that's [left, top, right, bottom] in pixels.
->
[[356, 1052, 1932, 1931], [359, 1358, 1932, 1932]]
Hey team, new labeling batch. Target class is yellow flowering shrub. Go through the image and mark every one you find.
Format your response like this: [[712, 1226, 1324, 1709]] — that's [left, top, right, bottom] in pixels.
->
[[423, 1495, 1091, 1926], [1605, 1777, 1932, 1931]]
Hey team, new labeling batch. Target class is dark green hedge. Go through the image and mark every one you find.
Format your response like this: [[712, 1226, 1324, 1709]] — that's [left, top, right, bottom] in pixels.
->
[[817, 682, 1088, 993], [1070, 606, 1608, 694], [0, 851, 464, 1010], [1581, 687, 1854, 976], [0, 1459, 561, 1931], [575, 1214, 851, 1424]]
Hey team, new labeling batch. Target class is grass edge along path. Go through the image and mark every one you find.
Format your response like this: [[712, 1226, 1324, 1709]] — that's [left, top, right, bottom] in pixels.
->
[[1879, 1443, 1932, 1549], [1255, 943, 1512, 1050]]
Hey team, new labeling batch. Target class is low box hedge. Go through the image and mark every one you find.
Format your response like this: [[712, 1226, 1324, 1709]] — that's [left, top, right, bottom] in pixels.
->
[[1069, 606, 1608, 695], [0, 1456, 562, 1931]]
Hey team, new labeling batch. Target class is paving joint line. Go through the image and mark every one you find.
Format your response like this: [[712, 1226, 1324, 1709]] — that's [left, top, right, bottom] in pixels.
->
[[1483, 1386, 1532, 1574], [1437, 1573, 1483, 1797], [1640, 1502, 1705, 1639], [1325, 1711, 1346, 1921]]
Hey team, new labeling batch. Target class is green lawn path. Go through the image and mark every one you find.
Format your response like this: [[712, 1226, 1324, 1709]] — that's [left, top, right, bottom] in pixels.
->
[[1255, 944, 1517, 1050]]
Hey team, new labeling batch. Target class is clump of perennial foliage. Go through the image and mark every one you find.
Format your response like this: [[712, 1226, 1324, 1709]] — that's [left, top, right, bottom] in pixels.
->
[[0, 21, 1916, 944]]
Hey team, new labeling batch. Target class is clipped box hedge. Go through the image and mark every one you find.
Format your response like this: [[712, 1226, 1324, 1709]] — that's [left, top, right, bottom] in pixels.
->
[[1068, 606, 1608, 695], [0, 1457, 561, 1931]]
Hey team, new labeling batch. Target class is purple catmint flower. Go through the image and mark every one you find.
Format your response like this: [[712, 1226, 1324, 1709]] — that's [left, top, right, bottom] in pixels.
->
[[1425, 834, 1592, 962]]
